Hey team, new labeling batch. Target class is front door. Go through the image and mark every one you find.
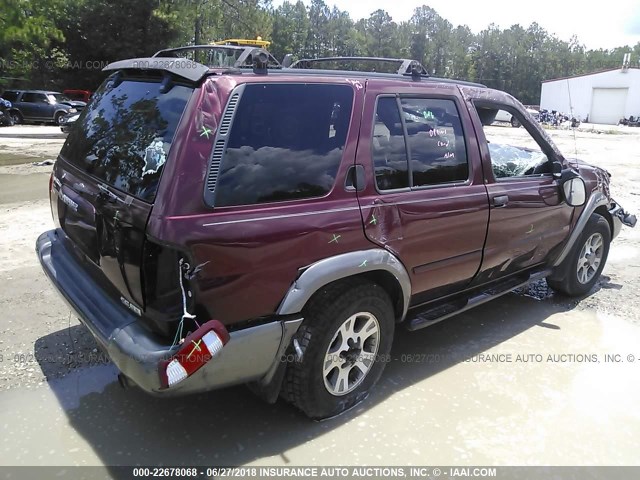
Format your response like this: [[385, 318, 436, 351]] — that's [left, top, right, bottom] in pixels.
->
[[469, 103, 573, 284]]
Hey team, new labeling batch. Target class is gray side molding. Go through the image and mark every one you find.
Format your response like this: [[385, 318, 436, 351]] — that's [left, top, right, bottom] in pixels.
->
[[277, 249, 412, 320], [553, 191, 609, 267]]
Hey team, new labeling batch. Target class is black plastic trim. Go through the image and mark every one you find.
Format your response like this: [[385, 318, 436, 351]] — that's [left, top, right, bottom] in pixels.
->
[[203, 84, 245, 207]]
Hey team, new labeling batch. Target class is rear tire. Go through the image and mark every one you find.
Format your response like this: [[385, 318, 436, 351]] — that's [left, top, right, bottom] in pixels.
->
[[547, 213, 610, 296], [283, 280, 395, 420], [511, 116, 521, 128]]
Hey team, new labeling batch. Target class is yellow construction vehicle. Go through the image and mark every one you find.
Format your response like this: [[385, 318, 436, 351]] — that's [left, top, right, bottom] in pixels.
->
[[212, 37, 270, 49]]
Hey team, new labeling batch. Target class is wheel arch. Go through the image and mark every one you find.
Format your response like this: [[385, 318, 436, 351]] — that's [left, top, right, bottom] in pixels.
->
[[276, 249, 411, 322], [553, 191, 609, 268], [594, 205, 614, 237]]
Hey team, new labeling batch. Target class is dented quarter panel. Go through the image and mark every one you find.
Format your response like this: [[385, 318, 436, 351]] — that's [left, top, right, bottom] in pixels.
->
[[146, 76, 372, 327]]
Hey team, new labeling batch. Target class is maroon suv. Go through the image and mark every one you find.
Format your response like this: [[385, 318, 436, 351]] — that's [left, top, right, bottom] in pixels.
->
[[36, 52, 636, 419]]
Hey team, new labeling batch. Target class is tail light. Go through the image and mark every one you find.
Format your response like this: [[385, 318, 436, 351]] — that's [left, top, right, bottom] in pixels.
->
[[159, 320, 230, 388]]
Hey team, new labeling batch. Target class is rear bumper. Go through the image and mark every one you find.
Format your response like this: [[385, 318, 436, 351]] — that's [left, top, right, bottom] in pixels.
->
[[36, 229, 301, 396]]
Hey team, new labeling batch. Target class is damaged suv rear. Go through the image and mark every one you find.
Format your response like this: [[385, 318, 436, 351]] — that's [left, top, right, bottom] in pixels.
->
[[37, 51, 636, 419]]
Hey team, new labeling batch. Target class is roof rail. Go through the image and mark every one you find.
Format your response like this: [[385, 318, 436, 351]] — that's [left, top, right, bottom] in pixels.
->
[[290, 56, 429, 78], [152, 45, 281, 70]]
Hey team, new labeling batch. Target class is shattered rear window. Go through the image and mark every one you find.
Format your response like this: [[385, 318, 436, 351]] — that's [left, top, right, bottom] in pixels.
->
[[60, 75, 193, 202]]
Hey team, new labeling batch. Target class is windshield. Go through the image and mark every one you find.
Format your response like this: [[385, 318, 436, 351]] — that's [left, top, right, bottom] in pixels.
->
[[60, 75, 193, 201]]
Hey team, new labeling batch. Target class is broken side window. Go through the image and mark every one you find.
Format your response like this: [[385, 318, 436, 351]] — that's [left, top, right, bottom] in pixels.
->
[[473, 104, 552, 179]]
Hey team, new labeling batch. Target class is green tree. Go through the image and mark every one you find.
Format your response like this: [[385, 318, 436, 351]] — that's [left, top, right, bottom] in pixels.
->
[[271, 0, 308, 60], [364, 10, 397, 58], [59, 0, 179, 89]]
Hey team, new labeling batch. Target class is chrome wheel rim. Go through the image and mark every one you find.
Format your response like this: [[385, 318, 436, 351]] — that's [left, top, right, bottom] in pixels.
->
[[323, 312, 380, 396], [577, 233, 603, 284]]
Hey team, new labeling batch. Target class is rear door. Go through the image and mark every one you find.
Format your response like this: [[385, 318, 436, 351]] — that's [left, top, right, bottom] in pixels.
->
[[19, 92, 46, 119], [355, 81, 490, 303], [51, 72, 194, 310]]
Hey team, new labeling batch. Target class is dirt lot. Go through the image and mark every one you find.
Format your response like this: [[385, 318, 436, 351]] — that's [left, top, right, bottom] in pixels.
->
[[0, 124, 639, 468]]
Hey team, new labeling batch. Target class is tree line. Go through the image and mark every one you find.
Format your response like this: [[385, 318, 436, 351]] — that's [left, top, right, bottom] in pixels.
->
[[1, 0, 639, 105]]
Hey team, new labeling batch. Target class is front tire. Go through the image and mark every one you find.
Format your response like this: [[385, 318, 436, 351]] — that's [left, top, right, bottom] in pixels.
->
[[511, 116, 521, 128], [547, 213, 611, 296], [283, 280, 395, 419], [54, 112, 65, 126], [10, 111, 22, 125]]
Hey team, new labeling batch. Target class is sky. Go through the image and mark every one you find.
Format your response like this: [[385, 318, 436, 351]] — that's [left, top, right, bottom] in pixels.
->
[[273, 0, 640, 51]]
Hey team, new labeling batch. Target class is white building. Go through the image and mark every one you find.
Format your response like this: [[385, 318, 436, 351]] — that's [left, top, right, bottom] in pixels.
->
[[540, 67, 640, 124]]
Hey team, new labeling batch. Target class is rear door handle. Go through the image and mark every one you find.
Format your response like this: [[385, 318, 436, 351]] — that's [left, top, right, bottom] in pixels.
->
[[493, 195, 509, 207]]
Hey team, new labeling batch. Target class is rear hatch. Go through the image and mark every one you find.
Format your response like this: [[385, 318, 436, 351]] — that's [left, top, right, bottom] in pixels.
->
[[51, 71, 194, 315]]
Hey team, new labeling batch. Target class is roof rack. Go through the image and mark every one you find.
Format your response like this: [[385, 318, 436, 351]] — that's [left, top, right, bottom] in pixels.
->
[[152, 45, 281, 70], [290, 56, 429, 78], [102, 50, 486, 88]]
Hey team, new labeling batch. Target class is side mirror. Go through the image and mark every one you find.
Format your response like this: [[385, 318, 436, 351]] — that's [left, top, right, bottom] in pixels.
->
[[563, 177, 586, 207]]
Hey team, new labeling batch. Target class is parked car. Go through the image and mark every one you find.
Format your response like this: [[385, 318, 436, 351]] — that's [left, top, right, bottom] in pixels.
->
[[493, 107, 539, 127], [63, 89, 92, 103], [36, 50, 636, 420], [2, 89, 85, 125], [59, 111, 80, 133], [0, 97, 14, 126]]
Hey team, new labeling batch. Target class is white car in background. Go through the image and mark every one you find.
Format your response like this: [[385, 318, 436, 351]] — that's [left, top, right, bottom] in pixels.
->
[[493, 107, 539, 127]]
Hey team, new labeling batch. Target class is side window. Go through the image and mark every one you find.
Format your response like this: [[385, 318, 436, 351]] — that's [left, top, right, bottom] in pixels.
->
[[400, 98, 468, 186], [372, 96, 469, 191], [215, 83, 354, 207], [474, 105, 551, 179], [372, 97, 409, 190], [21, 93, 37, 103]]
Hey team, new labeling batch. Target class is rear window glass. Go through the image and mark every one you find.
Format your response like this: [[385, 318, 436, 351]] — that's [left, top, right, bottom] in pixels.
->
[[60, 75, 193, 202], [215, 83, 354, 207]]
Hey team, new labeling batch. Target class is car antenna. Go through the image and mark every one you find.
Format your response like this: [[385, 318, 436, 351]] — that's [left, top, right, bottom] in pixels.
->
[[566, 79, 578, 159]]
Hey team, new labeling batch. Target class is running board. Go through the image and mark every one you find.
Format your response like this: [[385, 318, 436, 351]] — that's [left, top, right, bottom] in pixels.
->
[[405, 270, 551, 331]]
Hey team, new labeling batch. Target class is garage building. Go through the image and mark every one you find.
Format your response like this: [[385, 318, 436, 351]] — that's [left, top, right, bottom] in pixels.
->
[[540, 67, 640, 124]]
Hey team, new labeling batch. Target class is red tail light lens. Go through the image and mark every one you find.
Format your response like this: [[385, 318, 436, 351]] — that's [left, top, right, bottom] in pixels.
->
[[159, 320, 230, 388]]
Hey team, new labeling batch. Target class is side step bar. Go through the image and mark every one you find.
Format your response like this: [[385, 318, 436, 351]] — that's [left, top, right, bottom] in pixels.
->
[[406, 270, 551, 331]]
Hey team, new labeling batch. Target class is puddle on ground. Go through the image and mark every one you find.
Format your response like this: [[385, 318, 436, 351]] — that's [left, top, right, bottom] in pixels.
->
[[1, 301, 640, 467]]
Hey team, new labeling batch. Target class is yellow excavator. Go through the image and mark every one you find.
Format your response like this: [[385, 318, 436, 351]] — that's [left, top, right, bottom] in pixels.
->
[[212, 37, 270, 49]]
